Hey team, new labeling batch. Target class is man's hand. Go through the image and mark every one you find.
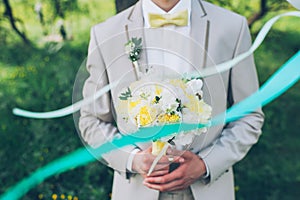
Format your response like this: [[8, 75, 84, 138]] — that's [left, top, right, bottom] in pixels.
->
[[132, 147, 184, 178], [143, 150, 206, 192]]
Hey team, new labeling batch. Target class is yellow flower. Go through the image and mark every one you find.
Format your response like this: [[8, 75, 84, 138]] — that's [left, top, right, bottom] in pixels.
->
[[67, 195, 72, 200], [168, 114, 180, 122], [38, 194, 43, 199], [158, 114, 180, 123], [138, 106, 153, 126], [155, 85, 162, 95], [169, 79, 186, 90], [73, 196, 79, 200], [235, 186, 240, 192], [186, 94, 204, 113], [52, 194, 58, 200], [129, 100, 141, 110], [60, 194, 66, 199]]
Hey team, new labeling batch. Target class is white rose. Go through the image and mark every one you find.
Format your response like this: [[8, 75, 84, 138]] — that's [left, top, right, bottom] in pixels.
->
[[125, 42, 135, 54], [186, 79, 203, 95], [173, 132, 194, 146]]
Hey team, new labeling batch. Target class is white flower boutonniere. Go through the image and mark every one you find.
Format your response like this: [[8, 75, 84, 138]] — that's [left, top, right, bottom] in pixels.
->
[[125, 37, 143, 79]]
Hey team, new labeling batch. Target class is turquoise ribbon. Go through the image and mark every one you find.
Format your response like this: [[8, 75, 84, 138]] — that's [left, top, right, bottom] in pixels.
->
[[223, 51, 300, 123], [1, 51, 299, 200]]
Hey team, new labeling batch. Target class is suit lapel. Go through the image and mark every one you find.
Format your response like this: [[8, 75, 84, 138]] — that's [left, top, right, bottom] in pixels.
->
[[107, 1, 146, 98], [124, 1, 151, 150], [190, 0, 209, 69], [125, 1, 148, 73]]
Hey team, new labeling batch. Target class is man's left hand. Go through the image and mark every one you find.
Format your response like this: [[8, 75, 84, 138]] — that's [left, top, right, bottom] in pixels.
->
[[143, 150, 207, 192]]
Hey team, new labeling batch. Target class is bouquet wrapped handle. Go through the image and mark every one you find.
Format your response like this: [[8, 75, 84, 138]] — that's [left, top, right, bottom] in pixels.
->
[[147, 142, 170, 176]]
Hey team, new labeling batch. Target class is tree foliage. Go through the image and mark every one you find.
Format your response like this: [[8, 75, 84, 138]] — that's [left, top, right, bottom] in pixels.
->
[[1, 0, 30, 44], [115, 0, 138, 13], [47, 0, 79, 19]]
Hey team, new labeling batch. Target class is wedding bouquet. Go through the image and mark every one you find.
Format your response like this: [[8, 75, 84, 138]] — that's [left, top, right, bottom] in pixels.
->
[[118, 37, 212, 156], [116, 78, 212, 155]]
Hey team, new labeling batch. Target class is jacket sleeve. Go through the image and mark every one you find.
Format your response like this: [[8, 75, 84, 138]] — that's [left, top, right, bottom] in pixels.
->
[[79, 26, 136, 177], [198, 17, 264, 183]]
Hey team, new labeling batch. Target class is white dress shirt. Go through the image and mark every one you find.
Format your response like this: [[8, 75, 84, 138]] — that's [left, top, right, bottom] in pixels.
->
[[142, 0, 194, 75]]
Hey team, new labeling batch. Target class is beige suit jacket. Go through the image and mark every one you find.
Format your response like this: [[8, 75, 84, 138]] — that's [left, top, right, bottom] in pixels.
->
[[79, 0, 264, 199]]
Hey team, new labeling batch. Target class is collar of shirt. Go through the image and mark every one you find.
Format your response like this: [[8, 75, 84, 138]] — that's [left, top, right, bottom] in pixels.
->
[[142, 0, 192, 29]]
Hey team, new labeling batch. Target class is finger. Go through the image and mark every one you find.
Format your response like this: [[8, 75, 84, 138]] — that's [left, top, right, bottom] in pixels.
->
[[146, 146, 153, 153], [143, 178, 184, 192], [157, 155, 171, 164], [168, 156, 185, 163], [145, 153, 169, 164], [154, 160, 168, 169], [147, 169, 169, 177], [149, 165, 169, 175], [155, 156, 184, 169], [144, 168, 183, 184], [166, 148, 184, 156], [167, 149, 193, 160]]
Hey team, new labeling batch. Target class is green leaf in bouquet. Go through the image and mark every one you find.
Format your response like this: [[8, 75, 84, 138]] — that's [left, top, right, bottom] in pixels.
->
[[154, 96, 161, 104], [119, 87, 132, 100], [176, 98, 185, 112], [140, 92, 150, 100]]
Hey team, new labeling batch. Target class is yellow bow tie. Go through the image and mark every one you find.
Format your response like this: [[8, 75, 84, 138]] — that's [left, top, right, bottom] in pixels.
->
[[148, 10, 188, 28]]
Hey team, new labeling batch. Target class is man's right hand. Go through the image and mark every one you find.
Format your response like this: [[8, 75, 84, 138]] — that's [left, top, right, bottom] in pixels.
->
[[132, 147, 184, 178]]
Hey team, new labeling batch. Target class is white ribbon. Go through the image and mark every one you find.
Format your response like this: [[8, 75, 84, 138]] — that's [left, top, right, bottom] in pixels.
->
[[12, 11, 300, 119], [13, 82, 119, 119]]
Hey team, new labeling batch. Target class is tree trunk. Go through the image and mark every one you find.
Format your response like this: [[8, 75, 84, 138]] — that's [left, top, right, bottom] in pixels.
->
[[115, 0, 138, 13], [2, 0, 30, 44], [248, 0, 268, 27], [53, 0, 64, 18]]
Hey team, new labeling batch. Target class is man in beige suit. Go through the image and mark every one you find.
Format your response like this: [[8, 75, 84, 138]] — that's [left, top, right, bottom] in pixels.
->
[[79, 0, 264, 199]]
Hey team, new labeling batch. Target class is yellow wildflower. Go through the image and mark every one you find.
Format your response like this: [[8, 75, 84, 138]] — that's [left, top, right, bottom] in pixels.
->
[[52, 194, 58, 200]]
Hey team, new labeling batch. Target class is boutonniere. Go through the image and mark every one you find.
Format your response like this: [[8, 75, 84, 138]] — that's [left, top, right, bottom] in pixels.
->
[[125, 37, 142, 79]]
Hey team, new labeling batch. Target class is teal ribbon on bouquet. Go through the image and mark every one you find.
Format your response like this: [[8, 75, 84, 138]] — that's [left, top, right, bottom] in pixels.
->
[[1, 51, 299, 200]]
